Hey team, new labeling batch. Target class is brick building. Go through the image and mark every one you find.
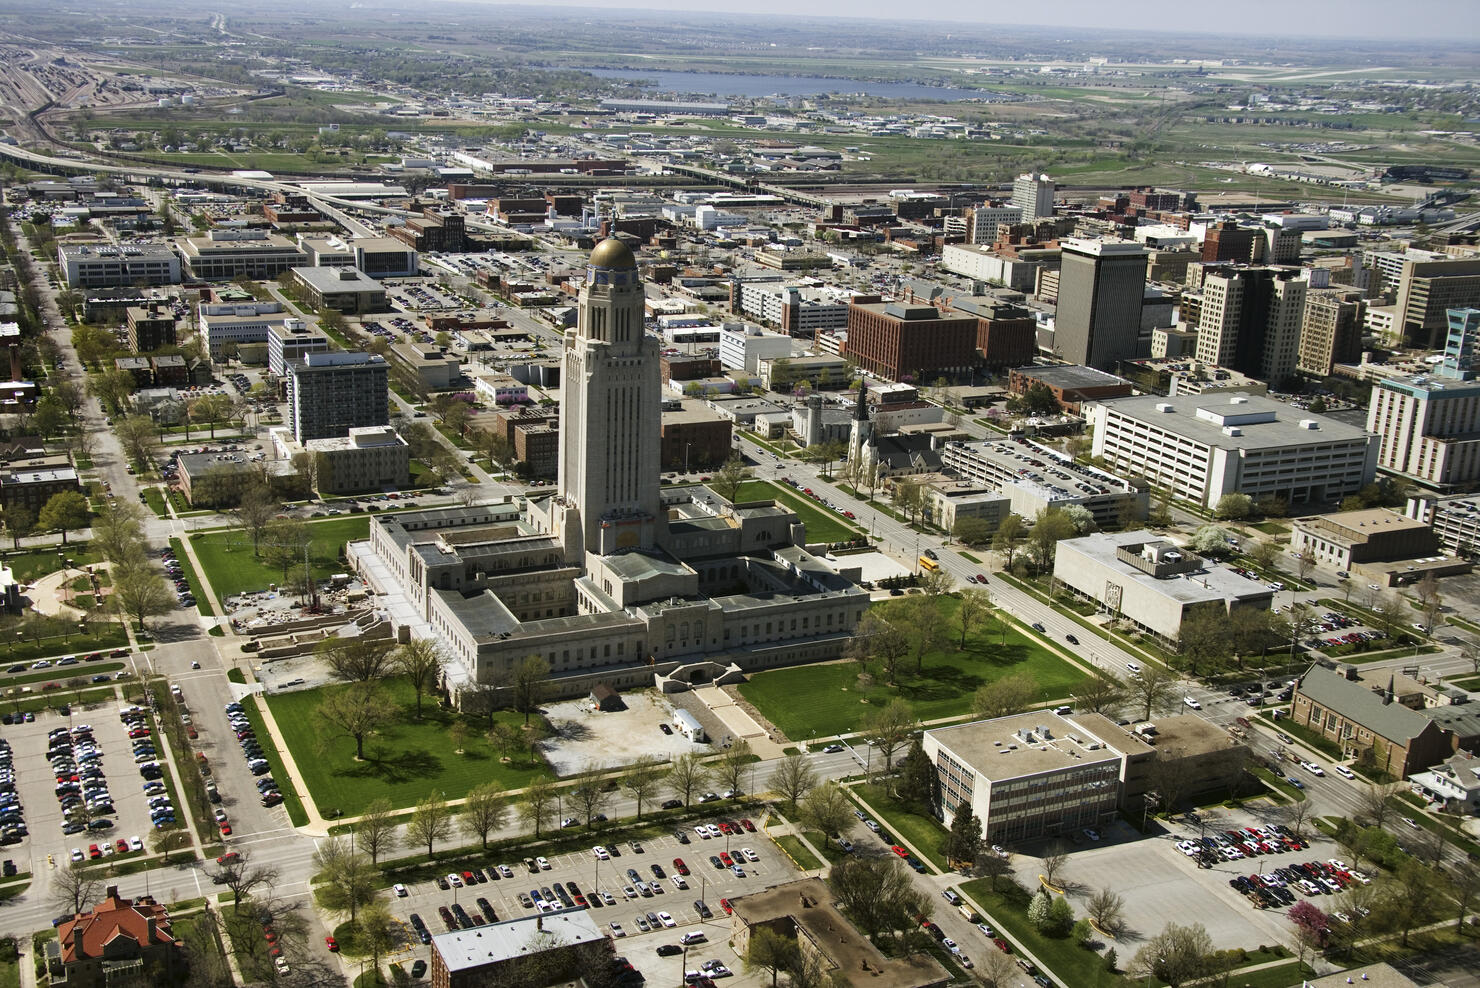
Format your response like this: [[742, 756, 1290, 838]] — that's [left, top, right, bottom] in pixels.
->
[[659, 407, 732, 471], [1008, 364, 1134, 413], [1291, 664, 1453, 778], [125, 303, 177, 353], [47, 886, 181, 988], [845, 301, 978, 381]]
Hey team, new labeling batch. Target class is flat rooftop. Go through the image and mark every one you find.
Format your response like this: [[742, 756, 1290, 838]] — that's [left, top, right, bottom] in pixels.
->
[[929, 711, 1123, 778], [1099, 392, 1372, 450], [431, 907, 603, 972], [1015, 364, 1132, 390], [1062, 530, 1273, 605]]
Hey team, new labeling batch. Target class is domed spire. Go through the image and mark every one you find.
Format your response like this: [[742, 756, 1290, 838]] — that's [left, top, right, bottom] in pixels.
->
[[589, 237, 636, 270]]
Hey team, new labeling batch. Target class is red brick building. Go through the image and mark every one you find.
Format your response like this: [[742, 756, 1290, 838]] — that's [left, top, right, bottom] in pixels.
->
[[660, 408, 732, 470], [1201, 221, 1259, 263], [48, 886, 181, 988], [1007, 364, 1134, 413], [845, 301, 979, 382]]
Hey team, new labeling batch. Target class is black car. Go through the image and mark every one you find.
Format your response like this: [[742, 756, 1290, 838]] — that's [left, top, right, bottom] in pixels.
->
[[655, 944, 682, 957], [661, 799, 683, 810], [411, 960, 427, 978]]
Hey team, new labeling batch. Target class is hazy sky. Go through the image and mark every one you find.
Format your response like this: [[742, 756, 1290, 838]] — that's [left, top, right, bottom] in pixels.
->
[[482, 0, 1480, 42]]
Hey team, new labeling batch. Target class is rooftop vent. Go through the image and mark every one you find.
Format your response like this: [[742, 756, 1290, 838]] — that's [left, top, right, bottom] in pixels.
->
[[1155, 402, 1175, 413], [1230, 396, 1249, 405], [1299, 419, 1320, 430]]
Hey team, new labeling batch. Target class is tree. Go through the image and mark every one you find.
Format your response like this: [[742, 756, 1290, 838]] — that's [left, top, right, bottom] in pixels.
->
[[510, 654, 550, 725], [621, 755, 664, 819], [1175, 606, 1237, 677], [920, 566, 954, 598], [952, 516, 993, 546], [946, 805, 983, 867], [448, 720, 469, 754], [354, 798, 398, 866], [1061, 503, 1096, 535], [316, 682, 392, 760], [261, 517, 312, 590], [895, 738, 935, 809], [190, 392, 233, 437], [1375, 858, 1442, 947], [38, 490, 89, 545], [972, 671, 1038, 721], [1447, 858, 1480, 932], [356, 900, 398, 974], [799, 782, 854, 837], [709, 739, 754, 796], [744, 926, 799, 988], [1041, 842, 1070, 888], [1375, 594, 1408, 640], [90, 501, 147, 567], [1087, 888, 1126, 936], [1046, 896, 1075, 937], [1075, 668, 1126, 717], [891, 595, 945, 673], [2, 504, 34, 549], [462, 782, 508, 848], [230, 484, 279, 555], [51, 864, 103, 915], [978, 946, 1018, 987], [1125, 663, 1177, 722], [111, 562, 176, 630], [1132, 921, 1214, 988], [992, 513, 1026, 568], [317, 636, 395, 684], [846, 610, 908, 685], [1415, 571, 1440, 609], [1358, 782, 1404, 830], [149, 829, 190, 865], [1287, 900, 1331, 965], [520, 776, 558, 838], [956, 587, 991, 648], [290, 450, 329, 496], [709, 455, 751, 503], [667, 753, 706, 806], [212, 850, 279, 907], [861, 698, 916, 774], [312, 836, 377, 921], [405, 794, 453, 860], [1297, 550, 1316, 583], [975, 848, 1013, 892], [1188, 525, 1233, 556], [827, 855, 932, 943], [394, 638, 443, 719], [1028, 888, 1053, 931], [1025, 507, 1076, 573], [87, 366, 136, 410], [768, 753, 818, 810], [114, 415, 161, 468], [1250, 539, 1279, 571], [1214, 493, 1253, 520]]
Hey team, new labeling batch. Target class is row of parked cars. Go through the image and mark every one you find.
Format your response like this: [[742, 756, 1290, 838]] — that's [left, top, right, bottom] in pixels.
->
[[1175, 823, 1308, 866], [777, 477, 856, 520], [50, 723, 118, 836], [122, 706, 176, 829], [160, 547, 194, 609], [0, 740, 25, 844], [1229, 858, 1371, 910], [223, 701, 283, 806]]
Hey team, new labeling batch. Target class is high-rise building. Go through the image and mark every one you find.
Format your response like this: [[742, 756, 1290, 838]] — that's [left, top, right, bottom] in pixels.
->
[[551, 238, 664, 559], [965, 204, 1023, 244], [1054, 238, 1147, 370], [1367, 309, 1480, 489], [1194, 265, 1308, 384], [1395, 256, 1480, 348], [1011, 173, 1055, 220], [1201, 222, 1259, 264], [1298, 289, 1366, 378], [286, 352, 389, 442]]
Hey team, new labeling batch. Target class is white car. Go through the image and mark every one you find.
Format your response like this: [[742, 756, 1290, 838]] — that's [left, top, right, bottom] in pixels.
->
[[447, 873, 463, 887], [1334, 766, 1355, 779], [1304, 761, 1325, 777], [393, 883, 408, 897], [609, 922, 626, 938], [1125, 661, 1141, 675], [1184, 696, 1202, 710], [536, 856, 551, 870], [657, 911, 676, 928], [671, 875, 688, 890], [740, 847, 759, 862], [593, 845, 610, 861]]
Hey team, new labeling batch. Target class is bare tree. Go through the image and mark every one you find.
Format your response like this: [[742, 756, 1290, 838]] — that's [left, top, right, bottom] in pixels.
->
[[708, 739, 754, 796], [393, 638, 443, 719], [462, 782, 508, 849], [799, 783, 855, 837], [317, 637, 395, 684], [1041, 842, 1070, 888], [1087, 888, 1126, 936], [768, 753, 818, 810], [860, 698, 917, 774], [316, 682, 392, 760], [520, 776, 558, 838], [666, 753, 706, 806], [1075, 668, 1126, 717], [354, 798, 398, 866], [568, 774, 612, 827], [211, 850, 279, 907], [972, 671, 1038, 721], [621, 755, 664, 819], [51, 864, 103, 915], [1125, 663, 1178, 722], [404, 794, 453, 860], [1359, 782, 1404, 830], [956, 586, 991, 647]]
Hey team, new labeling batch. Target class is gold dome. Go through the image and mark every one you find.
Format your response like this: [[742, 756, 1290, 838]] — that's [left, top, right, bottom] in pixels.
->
[[589, 237, 636, 270]]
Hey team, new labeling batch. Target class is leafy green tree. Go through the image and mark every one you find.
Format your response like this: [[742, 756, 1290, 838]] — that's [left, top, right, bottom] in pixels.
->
[[972, 670, 1038, 721], [946, 805, 983, 867], [1214, 492, 1253, 521], [1025, 506, 1076, 572], [38, 490, 89, 545], [952, 516, 993, 546]]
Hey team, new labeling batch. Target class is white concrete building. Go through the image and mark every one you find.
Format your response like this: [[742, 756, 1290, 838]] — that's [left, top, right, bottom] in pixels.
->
[[718, 323, 794, 374], [57, 243, 180, 288], [1088, 393, 1377, 510]]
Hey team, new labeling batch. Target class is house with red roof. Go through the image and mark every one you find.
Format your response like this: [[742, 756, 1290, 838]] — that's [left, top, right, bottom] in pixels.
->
[[46, 885, 181, 987]]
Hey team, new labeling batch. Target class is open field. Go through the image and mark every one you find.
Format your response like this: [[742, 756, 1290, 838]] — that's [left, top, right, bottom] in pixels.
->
[[738, 594, 1086, 739], [734, 479, 860, 543], [264, 676, 549, 816], [189, 517, 369, 602]]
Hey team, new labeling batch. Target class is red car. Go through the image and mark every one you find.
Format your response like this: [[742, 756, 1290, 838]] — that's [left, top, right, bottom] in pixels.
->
[[324, 936, 339, 952], [719, 898, 733, 914], [995, 938, 1010, 954], [115, 839, 128, 853], [219, 823, 233, 836], [217, 852, 240, 866], [673, 858, 690, 876], [719, 852, 733, 866], [740, 819, 755, 832], [891, 846, 909, 858]]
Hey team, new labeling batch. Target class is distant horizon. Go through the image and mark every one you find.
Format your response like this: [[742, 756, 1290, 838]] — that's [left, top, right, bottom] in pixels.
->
[[445, 0, 1480, 45]]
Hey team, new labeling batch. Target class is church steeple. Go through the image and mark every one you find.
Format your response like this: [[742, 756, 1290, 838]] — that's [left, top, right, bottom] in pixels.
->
[[852, 377, 870, 421]]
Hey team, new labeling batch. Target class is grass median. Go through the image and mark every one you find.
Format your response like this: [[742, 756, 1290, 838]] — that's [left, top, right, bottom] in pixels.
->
[[958, 877, 1121, 988], [239, 696, 309, 828], [851, 783, 948, 873], [168, 537, 214, 617]]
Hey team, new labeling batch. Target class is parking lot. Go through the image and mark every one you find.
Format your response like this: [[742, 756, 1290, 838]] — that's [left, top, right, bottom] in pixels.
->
[[1022, 809, 1352, 952], [386, 815, 795, 985], [2, 698, 174, 870]]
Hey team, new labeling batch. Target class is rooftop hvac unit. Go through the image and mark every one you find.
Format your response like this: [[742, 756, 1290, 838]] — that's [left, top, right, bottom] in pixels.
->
[[1299, 420, 1320, 430], [1155, 402, 1175, 412]]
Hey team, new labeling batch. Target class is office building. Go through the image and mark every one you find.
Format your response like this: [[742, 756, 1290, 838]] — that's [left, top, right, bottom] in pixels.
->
[[1395, 256, 1480, 348], [660, 407, 732, 471], [940, 296, 1038, 370], [1288, 507, 1467, 585], [175, 230, 307, 280], [1367, 309, 1480, 489], [940, 436, 1145, 527], [1011, 172, 1055, 220], [57, 243, 180, 289], [1054, 531, 1274, 641], [1089, 392, 1377, 510], [730, 282, 852, 336], [1298, 289, 1365, 378], [267, 322, 331, 377], [1201, 222, 1259, 264], [1007, 364, 1133, 413], [429, 908, 612, 988], [353, 237, 419, 278], [348, 241, 867, 707], [939, 243, 1054, 293], [389, 342, 464, 391], [1054, 238, 1148, 370], [289, 266, 388, 315], [200, 304, 300, 363], [965, 204, 1023, 244], [286, 352, 389, 441], [1194, 266, 1308, 384], [124, 303, 177, 353], [718, 323, 794, 374], [845, 301, 979, 381], [289, 426, 410, 495]]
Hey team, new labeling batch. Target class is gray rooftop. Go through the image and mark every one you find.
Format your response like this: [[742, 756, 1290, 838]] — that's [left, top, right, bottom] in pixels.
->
[[929, 711, 1124, 779], [1062, 531, 1273, 605], [1295, 665, 1436, 744], [431, 908, 604, 972], [1015, 364, 1132, 391], [1100, 393, 1373, 451]]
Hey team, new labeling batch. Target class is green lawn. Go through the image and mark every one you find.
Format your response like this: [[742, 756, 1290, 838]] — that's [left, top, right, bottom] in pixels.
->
[[738, 595, 1086, 739], [1, 544, 100, 582], [168, 538, 214, 616], [734, 480, 859, 543], [0, 624, 129, 667], [772, 834, 824, 871], [236, 696, 309, 827], [959, 877, 1125, 988], [264, 676, 550, 815], [852, 783, 949, 872], [0, 951, 16, 988], [142, 488, 169, 518], [189, 516, 369, 602]]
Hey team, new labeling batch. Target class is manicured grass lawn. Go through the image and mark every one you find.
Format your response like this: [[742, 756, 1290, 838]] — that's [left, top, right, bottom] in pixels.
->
[[1, 543, 100, 582], [852, 783, 948, 872], [0, 624, 128, 667], [0, 952, 17, 988], [0, 661, 123, 689], [738, 595, 1087, 739], [189, 516, 369, 602], [772, 834, 823, 871], [959, 877, 1123, 988], [264, 676, 549, 815], [142, 488, 169, 518], [734, 480, 859, 543]]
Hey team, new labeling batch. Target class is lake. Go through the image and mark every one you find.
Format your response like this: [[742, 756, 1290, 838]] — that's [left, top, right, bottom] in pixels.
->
[[586, 67, 996, 103]]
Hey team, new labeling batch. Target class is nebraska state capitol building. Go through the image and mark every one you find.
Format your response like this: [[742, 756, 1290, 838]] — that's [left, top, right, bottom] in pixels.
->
[[350, 240, 868, 706]]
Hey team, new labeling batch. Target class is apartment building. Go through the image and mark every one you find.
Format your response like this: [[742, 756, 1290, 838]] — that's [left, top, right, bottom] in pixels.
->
[[718, 323, 793, 374], [1367, 313, 1480, 489], [1194, 266, 1308, 384], [267, 323, 331, 377], [1298, 288, 1366, 378], [965, 204, 1023, 244], [124, 303, 177, 353], [1011, 172, 1055, 220], [286, 352, 390, 441], [299, 426, 410, 494], [1088, 393, 1377, 510], [57, 243, 180, 289], [199, 302, 299, 362], [731, 282, 852, 336]]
